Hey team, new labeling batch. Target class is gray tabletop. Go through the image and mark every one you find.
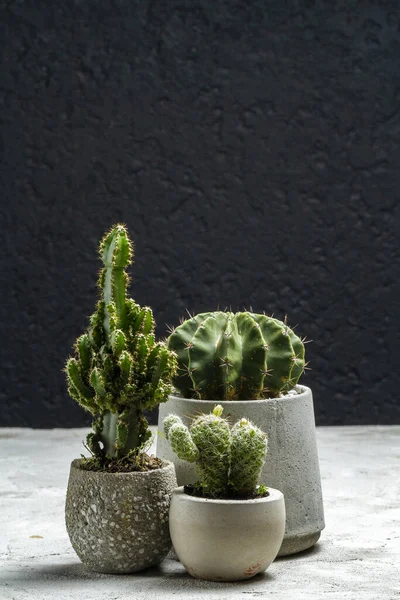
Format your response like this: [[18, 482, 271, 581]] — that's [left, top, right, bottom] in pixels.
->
[[0, 426, 399, 600]]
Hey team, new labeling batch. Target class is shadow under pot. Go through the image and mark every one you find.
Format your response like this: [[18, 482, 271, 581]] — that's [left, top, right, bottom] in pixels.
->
[[169, 486, 285, 582], [65, 459, 177, 574]]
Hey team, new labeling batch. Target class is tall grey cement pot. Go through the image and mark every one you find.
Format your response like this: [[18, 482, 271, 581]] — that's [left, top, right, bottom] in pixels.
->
[[157, 385, 324, 556]]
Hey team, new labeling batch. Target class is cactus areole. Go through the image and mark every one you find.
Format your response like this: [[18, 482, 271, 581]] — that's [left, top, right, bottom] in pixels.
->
[[167, 311, 306, 400], [65, 225, 177, 463]]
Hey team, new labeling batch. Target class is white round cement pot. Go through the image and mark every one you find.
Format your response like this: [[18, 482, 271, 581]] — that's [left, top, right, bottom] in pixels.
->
[[169, 486, 285, 581], [157, 385, 324, 556], [65, 459, 177, 573]]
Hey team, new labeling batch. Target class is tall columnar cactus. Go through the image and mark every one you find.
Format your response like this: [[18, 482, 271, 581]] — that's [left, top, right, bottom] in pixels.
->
[[65, 224, 177, 460], [168, 311, 305, 400], [164, 406, 268, 497]]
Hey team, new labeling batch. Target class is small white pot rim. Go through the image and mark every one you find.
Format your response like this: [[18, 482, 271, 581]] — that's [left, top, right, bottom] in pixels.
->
[[169, 384, 309, 405], [173, 486, 283, 505]]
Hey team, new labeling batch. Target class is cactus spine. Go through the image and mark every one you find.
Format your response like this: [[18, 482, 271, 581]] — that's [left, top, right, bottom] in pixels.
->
[[164, 406, 267, 497], [65, 224, 177, 460], [168, 311, 305, 400]]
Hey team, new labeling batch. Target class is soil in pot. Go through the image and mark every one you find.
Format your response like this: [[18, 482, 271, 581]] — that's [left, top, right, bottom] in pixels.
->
[[184, 483, 270, 500], [79, 451, 163, 473]]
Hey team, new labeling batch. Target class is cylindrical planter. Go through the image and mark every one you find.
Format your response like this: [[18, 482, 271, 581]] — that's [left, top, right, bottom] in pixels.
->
[[157, 385, 324, 556], [170, 486, 285, 581], [65, 459, 177, 573]]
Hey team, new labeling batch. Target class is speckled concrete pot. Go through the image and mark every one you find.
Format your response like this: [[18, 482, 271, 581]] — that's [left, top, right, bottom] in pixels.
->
[[170, 486, 285, 581], [65, 459, 177, 573], [157, 385, 325, 556]]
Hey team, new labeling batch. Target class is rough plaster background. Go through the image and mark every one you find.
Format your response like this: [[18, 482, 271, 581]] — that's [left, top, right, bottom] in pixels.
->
[[1, 0, 399, 427]]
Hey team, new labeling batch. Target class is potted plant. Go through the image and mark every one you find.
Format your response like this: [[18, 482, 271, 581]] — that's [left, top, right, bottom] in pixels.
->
[[157, 311, 325, 556], [65, 224, 178, 574], [164, 405, 285, 581]]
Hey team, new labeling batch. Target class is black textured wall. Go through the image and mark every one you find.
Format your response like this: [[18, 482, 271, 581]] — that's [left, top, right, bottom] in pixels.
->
[[1, 0, 399, 427]]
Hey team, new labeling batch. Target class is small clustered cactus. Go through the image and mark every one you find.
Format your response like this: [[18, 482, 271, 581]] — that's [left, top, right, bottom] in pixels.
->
[[164, 406, 268, 498], [168, 311, 306, 400], [65, 224, 177, 461]]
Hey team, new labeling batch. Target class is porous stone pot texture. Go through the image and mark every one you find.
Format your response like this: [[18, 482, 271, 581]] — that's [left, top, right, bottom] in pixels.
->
[[157, 385, 325, 556], [65, 459, 177, 573], [169, 486, 285, 581]]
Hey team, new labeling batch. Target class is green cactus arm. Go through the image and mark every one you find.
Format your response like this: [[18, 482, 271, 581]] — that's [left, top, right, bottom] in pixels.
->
[[132, 307, 155, 336], [190, 409, 231, 495], [164, 413, 182, 439], [66, 358, 96, 404], [90, 367, 106, 398], [125, 298, 140, 327], [76, 334, 92, 372], [100, 224, 131, 267], [99, 224, 133, 335], [67, 383, 83, 406], [150, 344, 175, 392], [164, 415, 200, 462], [141, 308, 155, 335], [151, 380, 173, 407], [229, 417, 268, 495], [88, 302, 105, 348], [134, 334, 149, 375], [135, 343, 176, 409], [110, 329, 125, 356], [118, 350, 133, 386]]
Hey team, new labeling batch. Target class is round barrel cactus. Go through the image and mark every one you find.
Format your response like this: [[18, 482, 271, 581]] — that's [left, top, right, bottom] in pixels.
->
[[168, 311, 305, 400]]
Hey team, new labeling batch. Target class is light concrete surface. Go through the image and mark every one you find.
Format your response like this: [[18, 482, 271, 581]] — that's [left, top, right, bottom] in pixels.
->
[[0, 426, 399, 600]]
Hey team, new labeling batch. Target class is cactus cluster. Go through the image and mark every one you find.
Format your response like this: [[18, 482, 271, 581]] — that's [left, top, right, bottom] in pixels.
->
[[164, 406, 268, 497], [168, 311, 305, 400], [65, 225, 177, 460]]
